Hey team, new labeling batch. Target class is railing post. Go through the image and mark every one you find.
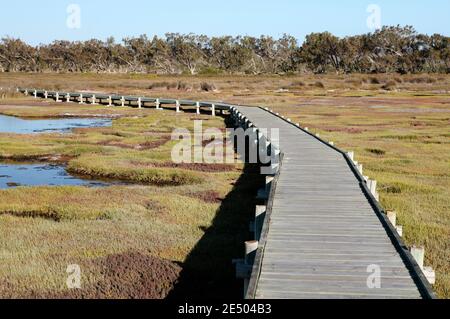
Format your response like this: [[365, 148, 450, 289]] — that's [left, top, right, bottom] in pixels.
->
[[347, 151, 355, 162], [410, 246, 436, 285], [387, 211, 397, 226], [255, 206, 266, 241], [367, 179, 379, 201], [196, 101, 200, 115], [386, 210, 403, 236], [244, 241, 258, 298], [121, 96, 125, 107], [79, 93, 84, 104], [176, 100, 181, 113], [357, 164, 363, 175], [138, 97, 142, 108], [66, 93, 70, 103], [108, 96, 112, 107], [55, 92, 61, 102], [44, 91, 48, 99], [266, 176, 274, 193], [156, 98, 161, 110], [211, 104, 216, 117], [410, 246, 425, 269], [92, 94, 96, 105], [33, 90, 37, 98]]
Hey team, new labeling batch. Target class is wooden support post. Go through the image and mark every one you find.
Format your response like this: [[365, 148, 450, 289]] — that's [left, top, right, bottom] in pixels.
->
[[410, 246, 425, 269], [79, 93, 84, 104], [244, 241, 258, 298], [91, 94, 96, 105], [121, 96, 125, 107], [266, 176, 274, 194], [137, 97, 142, 109], [396, 225, 403, 237], [176, 100, 180, 113], [55, 92, 61, 102], [108, 96, 112, 107], [357, 164, 363, 175], [367, 180, 379, 200], [347, 151, 354, 162], [410, 247, 435, 284], [423, 267, 436, 285], [33, 90, 37, 98], [156, 98, 161, 110], [386, 211, 397, 226], [66, 93, 70, 103], [211, 104, 216, 117], [255, 206, 267, 241], [44, 91, 48, 99], [196, 101, 201, 114], [245, 241, 258, 265]]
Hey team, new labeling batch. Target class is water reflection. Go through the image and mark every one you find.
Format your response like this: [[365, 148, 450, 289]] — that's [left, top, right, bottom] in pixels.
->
[[0, 114, 111, 134], [0, 163, 111, 189]]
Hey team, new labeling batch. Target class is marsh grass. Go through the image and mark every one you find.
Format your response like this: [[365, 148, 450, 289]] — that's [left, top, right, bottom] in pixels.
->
[[0, 96, 255, 298], [268, 98, 449, 298]]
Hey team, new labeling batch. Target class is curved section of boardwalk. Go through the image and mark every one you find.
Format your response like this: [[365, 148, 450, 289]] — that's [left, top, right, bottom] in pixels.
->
[[235, 106, 426, 299], [17, 88, 435, 299]]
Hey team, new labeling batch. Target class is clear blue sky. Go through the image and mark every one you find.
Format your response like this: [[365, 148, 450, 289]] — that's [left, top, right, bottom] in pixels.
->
[[1, 0, 448, 45]]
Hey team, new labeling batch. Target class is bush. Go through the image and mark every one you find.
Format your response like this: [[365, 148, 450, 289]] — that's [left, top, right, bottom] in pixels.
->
[[366, 148, 386, 156], [310, 81, 325, 88], [175, 81, 191, 91], [369, 77, 381, 84], [381, 80, 397, 91], [200, 82, 217, 92]]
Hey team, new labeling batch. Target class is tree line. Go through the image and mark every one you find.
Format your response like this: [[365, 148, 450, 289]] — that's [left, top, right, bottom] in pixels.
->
[[0, 26, 448, 74]]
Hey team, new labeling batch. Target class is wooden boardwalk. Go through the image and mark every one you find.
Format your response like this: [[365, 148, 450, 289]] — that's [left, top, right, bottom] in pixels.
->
[[18, 88, 436, 299], [234, 105, 432, 299]]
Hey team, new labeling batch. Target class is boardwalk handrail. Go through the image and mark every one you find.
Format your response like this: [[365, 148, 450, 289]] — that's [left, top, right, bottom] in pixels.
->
[[17, 88, 437, 299]]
